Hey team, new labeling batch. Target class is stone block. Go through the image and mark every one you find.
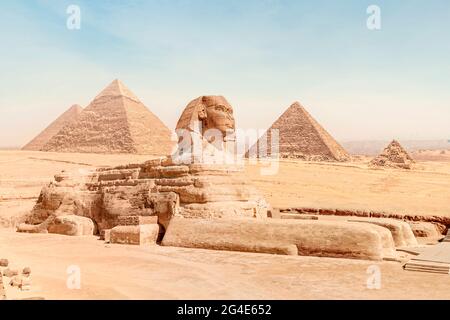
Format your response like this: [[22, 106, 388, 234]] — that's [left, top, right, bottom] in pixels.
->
[[281, 214, 318, 220], [98, 169, 140, 181], [22, 267, 31, 276], [3, 268, 19, 278], [10, 275, 31, 291], [141, 166, 190, 179], [48, 215, 95, 236], [268, 209, 281, 219], [0, 259, 8, 267], [116, 215, 158, 226], [16, 223, 49, 234], [101, 186, 155, 218], [155, 177, 195, 187], [139, 225, 161, 245], [181, 201, 265, 219], [407, 221, 442, 238], [110, 224, 159, 245]]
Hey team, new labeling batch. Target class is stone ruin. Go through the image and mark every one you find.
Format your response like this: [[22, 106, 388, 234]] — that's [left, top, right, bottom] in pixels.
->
[[19, 96, 421, 261], [0, 259, 32, 300], [247, 102, 350, 162], [370, 140, 415, 169], [278, 206, 447, 239]]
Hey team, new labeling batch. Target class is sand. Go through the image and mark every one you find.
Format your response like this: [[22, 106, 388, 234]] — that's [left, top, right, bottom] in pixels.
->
[[1, 150, 450, 299], [246, 158, 450, 216], [2, 229, 450, 300]]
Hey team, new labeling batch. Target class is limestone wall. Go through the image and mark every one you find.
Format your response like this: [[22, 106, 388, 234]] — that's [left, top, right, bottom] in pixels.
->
[[279, 207, 449, 233]]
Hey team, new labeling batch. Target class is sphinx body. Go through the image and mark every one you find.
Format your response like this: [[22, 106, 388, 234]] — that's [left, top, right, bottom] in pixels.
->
[[20, 96, 269, 235]]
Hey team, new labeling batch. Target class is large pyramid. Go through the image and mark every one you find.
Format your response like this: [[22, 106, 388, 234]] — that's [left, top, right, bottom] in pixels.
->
[[248, 102, 350, 162], [42, 80, 175, 155], [370, 140, 415, 169], [22, 104, 83, 151]]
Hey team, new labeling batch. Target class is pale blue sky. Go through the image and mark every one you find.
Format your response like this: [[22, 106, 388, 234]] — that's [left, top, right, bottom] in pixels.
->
[[1, 0, 449, 147]]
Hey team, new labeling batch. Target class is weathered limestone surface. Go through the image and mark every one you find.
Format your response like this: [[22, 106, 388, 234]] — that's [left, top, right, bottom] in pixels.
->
[[10, 275, 32, 291], [370, 140, 415, 169], [23, 159, 269, 234], [247, 102, 350, 162], [47, 215, 95, 236], [283, 207, 449, 233], [407, 221, 442, 238], [17, 215, 56, 234], [22, 104, 83, 151], [110, 225, 160, 245], [348, 218, 418, 247], [3, 268, 18, 277], [117, 215, 158, 226], [162, 217, 397, 261]]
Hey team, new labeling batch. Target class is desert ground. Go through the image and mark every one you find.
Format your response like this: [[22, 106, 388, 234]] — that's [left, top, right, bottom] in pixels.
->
[[247, 156, 450, 216], [3, 228, 450, 300], [1, 150, 450, 299]]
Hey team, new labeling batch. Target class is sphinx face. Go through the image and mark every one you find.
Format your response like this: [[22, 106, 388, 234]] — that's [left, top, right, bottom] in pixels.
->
[[202, 97, 235, 137]]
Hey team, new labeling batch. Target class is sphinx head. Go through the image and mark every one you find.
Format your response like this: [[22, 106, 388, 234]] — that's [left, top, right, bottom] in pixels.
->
[[176, 95, 235, 139], [199, 96, 235, 137]]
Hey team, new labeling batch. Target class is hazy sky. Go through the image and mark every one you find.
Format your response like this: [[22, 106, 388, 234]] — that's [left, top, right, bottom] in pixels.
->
[[1, 0, 449, 148]]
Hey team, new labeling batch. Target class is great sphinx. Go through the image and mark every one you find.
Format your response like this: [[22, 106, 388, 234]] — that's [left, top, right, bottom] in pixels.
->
[[19, 96, 413, 261], [19, 96, 270, 238]]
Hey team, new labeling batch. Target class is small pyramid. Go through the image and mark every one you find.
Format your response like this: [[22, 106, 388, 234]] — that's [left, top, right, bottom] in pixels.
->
[[42, 80, 175, 155], [22, 104, 83, 151], [248, 102, 350, 161], [370, 140, 415, 169]]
